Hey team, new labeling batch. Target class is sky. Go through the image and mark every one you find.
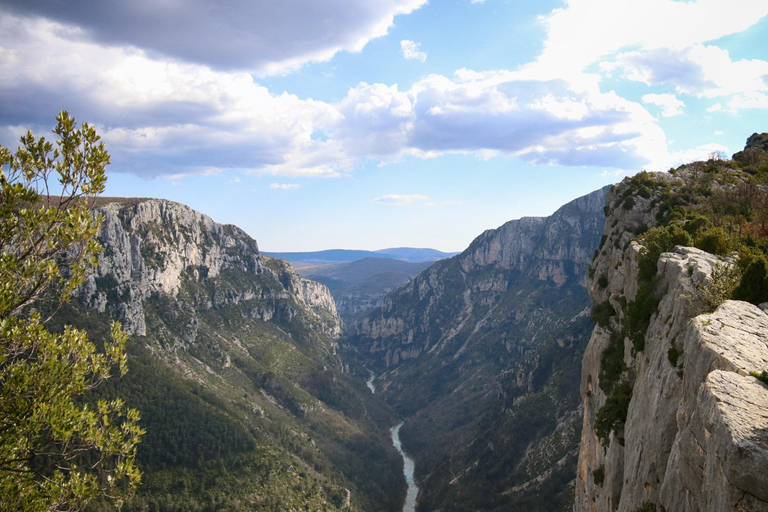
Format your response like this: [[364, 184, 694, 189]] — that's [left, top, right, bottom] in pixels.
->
[[1, 0, 767, 252]]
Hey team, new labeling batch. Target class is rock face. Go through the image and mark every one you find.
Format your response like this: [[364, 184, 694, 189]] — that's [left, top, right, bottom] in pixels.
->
[[77, 199, 340, 339], [574, 178, 768, 511], [65, 198, 406, 512], [348, 187, 608, 511]]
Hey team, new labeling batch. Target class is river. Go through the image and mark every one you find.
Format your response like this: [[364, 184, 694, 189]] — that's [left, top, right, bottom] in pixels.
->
[[366, 371, 419, 512], [391, 422, 419, 512]]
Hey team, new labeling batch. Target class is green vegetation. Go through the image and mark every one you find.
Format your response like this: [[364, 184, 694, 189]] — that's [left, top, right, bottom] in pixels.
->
[[595, 379, 633, 445], [667, 346, 682, 367], [591, 300, 615, 328], [695, 262, 741, 313], [633, 501, 666, 512], [732, 256, 768, 305], [599, 329, 626, 394], [0, 113, 142, 510], [750, 370, 768, 384], [592, 465, 605, 486], [593, 136, 768, 446]]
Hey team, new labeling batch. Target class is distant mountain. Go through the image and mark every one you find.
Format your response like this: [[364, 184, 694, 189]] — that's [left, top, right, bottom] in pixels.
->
[[295, 257, 434, 325], [373, 247, 458, 262], [264, 248, 458, 265]]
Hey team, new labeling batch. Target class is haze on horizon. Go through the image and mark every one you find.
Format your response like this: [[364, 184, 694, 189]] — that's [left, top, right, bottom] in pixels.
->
[[1, 0, 767, 252]]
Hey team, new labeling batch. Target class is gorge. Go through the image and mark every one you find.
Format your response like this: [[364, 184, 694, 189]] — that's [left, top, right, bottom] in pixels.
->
[[33, 134, 768, 511]]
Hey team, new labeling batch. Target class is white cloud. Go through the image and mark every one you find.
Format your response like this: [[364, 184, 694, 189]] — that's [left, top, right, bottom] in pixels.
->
[[727, 91, 768, 110], [608, 45, 768, 100], [668, 142, 731, 166], [0, 13, 345, 177], [0, 0, 428, 74], [373, 194, 428, 205], [400, 40, 427, 62], [714, 131, 724, 135], [270, 183, 301, 189], [534, 0, 768, 80], [333, 70, 670, 170], [642, 93, 685, 117]]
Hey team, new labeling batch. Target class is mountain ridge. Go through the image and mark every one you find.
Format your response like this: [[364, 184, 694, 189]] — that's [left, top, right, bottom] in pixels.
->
[[346, 186, 609, 511], [56, 197, 406, 511]]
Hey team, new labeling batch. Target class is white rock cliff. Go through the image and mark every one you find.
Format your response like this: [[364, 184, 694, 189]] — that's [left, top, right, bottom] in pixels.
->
[[575, 178, 768, 512]]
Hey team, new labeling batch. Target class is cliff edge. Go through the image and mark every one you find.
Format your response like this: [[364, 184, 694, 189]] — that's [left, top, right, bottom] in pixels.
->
[[575, 166, 768, 511]]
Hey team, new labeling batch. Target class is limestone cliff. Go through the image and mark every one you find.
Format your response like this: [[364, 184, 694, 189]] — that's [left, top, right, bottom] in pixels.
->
[[575, 172, 768, 511], [348, 187, 608, 512], [61, 198, 406, 512], [77, 198, 340, 339]]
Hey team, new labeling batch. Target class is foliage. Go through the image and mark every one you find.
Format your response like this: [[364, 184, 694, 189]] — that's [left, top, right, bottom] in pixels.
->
[[598, 329, 626, 394], [633, 502, 664, 512], [0, 113, 142, 510], [694, 227, 732, 256], [592, 465, 605, 486], [694, 262, 741, 313], [595, 379, 633, 445], [636, 225, 692, 282], [667, 346, 682, 367], [750, 370, 768, 384], [591, 300, 615, 328], [624, 281, 660, 353], [732, 256, 768, 305]]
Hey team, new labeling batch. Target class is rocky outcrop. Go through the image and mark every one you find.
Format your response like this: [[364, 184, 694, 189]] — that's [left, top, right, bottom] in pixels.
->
[[575, 176, 768, 512], [77, 199, 340, 338]]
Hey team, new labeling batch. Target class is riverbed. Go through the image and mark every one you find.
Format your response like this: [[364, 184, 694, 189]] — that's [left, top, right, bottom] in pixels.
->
[[391, 422, 419, 512], [366, 371, 419, 511]]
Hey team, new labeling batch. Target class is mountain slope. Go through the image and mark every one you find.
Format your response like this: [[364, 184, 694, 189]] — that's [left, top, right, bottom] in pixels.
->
[[52, 199, 404, 512], [347, 187, 608, 511]]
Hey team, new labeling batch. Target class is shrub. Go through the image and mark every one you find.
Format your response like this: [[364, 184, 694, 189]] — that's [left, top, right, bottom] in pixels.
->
[[637, 226, 692, 281], [592, 465, 605, 486], [694, 262, 740, 313], [694, 227, 732, 256], [599, 329, 627, 394], [750, 370, 768, 384], [624, 280, 660, 353], [667, 346, 682, 367], [595, 379, 633, 444], [732, 256, 768, 305], [633, 502, 665, 512], [598, 275, 609, 289], [591, 300, 615, 328]]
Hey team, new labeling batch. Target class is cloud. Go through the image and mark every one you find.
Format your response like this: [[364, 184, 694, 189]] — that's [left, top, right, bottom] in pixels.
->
[[400, 40, 427, 62], [270, 183, 301, 189], [607, 45, 768, 99], [642, 93, 685, 117], [373, 194, 428, 205], [0, 13, 345, 177], [0, 0, 428, 74], [534, 0, 768, 80], [333, 70, 668, 170]]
